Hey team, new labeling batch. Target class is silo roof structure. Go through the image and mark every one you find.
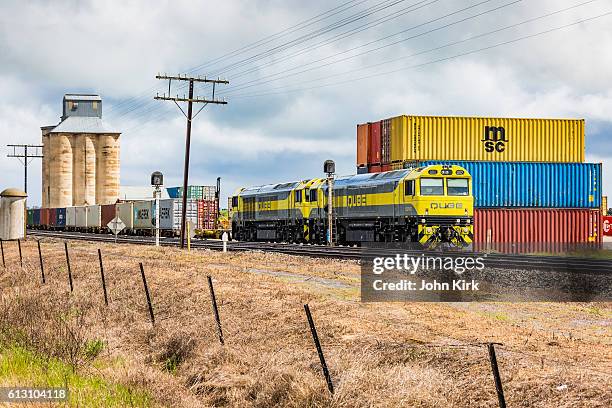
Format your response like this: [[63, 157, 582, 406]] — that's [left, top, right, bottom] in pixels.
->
[[0, 188, 27, 198], [49, 116, 119, 134]]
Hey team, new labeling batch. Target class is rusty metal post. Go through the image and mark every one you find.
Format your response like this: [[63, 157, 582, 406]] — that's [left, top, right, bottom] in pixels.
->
[[488, 343, 506, 408], [98, 249, 108, 306], [0, 239, 5, 268], [207, 276, 224, 345], [37, 240, 45, 284], [139, 263, 155, 325], [304, 304, 334, 394], [17, 239, 22, 267], [64, 242, 73, 292]]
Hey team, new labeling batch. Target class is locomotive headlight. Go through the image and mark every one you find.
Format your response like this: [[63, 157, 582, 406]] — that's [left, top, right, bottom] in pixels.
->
[[466, 218, 471, 224], [456, 218, 460, 224], [421, 218, 426, 224], [425, 209, 429, 215]]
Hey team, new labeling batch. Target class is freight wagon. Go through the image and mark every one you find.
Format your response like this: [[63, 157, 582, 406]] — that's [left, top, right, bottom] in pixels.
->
[[27, 198, 219, 237]]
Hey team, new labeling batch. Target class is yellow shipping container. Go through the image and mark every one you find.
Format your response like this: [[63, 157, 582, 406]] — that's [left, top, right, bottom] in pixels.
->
[[602, 195, 608, 216], [387, 115, 584, 163]]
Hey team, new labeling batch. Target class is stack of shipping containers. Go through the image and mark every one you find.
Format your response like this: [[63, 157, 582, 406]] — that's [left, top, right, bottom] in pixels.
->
[[357, 115, 602, 251], [167, 185, 219, 230]]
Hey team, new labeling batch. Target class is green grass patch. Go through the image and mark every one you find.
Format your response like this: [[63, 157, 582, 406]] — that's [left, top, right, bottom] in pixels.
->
[[84, 339, 105, 360], [0, 345, 151, 407]]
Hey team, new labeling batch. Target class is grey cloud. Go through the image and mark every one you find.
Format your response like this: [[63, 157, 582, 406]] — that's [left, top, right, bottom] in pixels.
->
[[1, 0, 611, 206]]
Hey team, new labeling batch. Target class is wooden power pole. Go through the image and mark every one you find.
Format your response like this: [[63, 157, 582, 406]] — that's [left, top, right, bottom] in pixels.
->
[[154, 74, 228, 248], [7, 144, 43, 194]]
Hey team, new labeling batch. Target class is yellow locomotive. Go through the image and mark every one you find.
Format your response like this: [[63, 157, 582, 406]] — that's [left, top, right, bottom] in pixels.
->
[[230, 164, 473, 247]]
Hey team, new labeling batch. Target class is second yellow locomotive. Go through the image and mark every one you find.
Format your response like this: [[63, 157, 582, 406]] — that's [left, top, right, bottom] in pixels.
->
[[230, 164, 474, 247]]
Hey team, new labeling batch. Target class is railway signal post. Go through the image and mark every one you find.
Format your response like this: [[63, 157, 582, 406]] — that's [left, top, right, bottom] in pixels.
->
[[154, 74, 229, 248], [151, 171, 164, 247], [324, 160, 335, 246]]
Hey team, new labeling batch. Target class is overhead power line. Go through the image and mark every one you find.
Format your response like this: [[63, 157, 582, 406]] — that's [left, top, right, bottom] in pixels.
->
[[202, 0, 413, 77], [102, 0, 367, 116], [219, 0, 519, 96], [104, 0, 425, 126], [221, 0, 447, 83], [228, 9, 612, 98], [187, 0, 368, 73]]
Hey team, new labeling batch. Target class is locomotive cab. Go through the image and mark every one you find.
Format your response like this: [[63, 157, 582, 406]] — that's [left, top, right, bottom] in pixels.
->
[[405, 165, 473, 247]]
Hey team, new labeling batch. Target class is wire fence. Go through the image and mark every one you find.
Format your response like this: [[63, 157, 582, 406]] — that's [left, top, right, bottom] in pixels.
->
[[0, 237, 609, 407]]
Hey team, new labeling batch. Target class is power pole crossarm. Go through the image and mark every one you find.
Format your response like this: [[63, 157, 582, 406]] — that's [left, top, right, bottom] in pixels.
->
[[154, 96, 227, 104], [154, 74, 229, 248]]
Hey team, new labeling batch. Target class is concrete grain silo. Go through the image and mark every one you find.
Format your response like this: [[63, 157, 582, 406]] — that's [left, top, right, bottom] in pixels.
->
[[72, 134, 97, 205], [47, 133, 73, 208], [41, 125, 54, 208], [95, 134, 120, 205], [42, 94, 121, 207]]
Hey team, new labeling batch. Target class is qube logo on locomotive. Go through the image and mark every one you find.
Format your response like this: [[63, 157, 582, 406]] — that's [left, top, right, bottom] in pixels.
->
[[481, 125, 507, 153], [430, 202, 463, 209], [257, 201, 272, 210], [347, 194, 367, 207]]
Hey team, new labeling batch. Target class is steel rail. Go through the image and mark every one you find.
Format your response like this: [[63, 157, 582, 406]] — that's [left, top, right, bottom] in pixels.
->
[[27, 230, 611, 275]]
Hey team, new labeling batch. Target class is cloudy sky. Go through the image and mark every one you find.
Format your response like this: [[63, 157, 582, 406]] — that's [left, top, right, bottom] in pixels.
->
[[1, 0, 611, 207]]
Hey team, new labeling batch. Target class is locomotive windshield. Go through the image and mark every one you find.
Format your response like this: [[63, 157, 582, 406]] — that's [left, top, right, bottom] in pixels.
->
[[447, 178, 469, 196], [420, 178, 443, 195]]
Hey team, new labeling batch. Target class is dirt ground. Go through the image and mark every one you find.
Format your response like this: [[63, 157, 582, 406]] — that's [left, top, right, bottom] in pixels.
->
[[0, 238, 610, 407]]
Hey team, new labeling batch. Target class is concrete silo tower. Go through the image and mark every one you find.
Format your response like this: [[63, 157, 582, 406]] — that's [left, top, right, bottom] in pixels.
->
[[42, 94, 120, 207]]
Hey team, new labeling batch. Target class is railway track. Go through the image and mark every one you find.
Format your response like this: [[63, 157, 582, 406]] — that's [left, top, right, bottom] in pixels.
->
[[27, 229, 612, 275]]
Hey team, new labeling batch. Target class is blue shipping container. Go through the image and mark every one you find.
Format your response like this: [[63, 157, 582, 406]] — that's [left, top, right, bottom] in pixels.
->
[[166, 187, 180, 198], [32, 208, 41, 226], [418, 161, 602, 208], [56, 208, 66, 227]]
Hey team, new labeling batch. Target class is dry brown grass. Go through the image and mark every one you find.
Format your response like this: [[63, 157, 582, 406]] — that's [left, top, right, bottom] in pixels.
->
[[0, 237, 610, 407]]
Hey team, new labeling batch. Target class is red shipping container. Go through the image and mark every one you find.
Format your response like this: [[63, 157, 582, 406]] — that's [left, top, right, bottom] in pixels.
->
[[40, 208, 51, 226], [603, 216, 612, 236], [49, 208, 57, 226], [381, 118, 391, 164], [197, 200, 219, 230], [369, 164, 382, 173], [356, 123, 370, 167], [381, 164, 391, 172], [369, 121, 381, 165], [101, 204, 116, 228], [474, 209, 601, 252]]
